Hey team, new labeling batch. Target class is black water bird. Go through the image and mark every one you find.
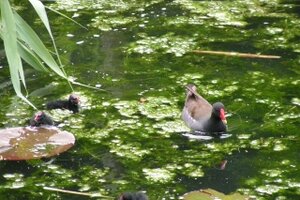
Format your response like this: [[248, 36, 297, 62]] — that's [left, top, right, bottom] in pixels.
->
[[46, 94, 80, 113], [182, 84, 227, 133], [30, 111, 54, 127]]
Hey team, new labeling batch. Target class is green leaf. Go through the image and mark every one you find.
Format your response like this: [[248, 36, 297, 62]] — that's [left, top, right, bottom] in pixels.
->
[[28, 0, 53, 40], [27, 0, 73, 90], [0, 28, 48, 73], [14, 12, 67, 78], [0, 0, 26, 89], [18, 42, 49, 72], [0, 0, 36, 108]]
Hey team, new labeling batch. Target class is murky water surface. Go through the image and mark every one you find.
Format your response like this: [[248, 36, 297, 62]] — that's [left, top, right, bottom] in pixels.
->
[[0, 0, 299, 199]]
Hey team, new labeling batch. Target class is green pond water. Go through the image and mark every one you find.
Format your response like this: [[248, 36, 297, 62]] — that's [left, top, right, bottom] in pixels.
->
[[0, 0, 300, 199]]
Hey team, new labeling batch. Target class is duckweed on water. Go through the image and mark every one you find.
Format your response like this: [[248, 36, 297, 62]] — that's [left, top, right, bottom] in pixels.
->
[[51, 0, 165, 31], [176, 73, 204, 84], [52, 0, 164, 11], [109, 141, 150, 161], [261, 169, 282, 178], [114, 96, 179, 120], [237, 134, 251, 140], [92, 16, 137, 31], [153, 120, 189, 134], [1, 0, 300, 199], [256, 184, 285, 195], [183, 163, 204, 178], [143, 168, 175, 183], [249, 137, 290, 151], [113, 101, 139, 118], [3, 173, 25, 189], [273, 142, 287, 152], [291, 98, 300, 106], [138, 97, 179, 120], [127, 33, 196, 57]]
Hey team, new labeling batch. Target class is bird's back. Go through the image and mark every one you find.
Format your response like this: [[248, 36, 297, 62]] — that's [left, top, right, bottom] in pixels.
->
[[46, 100, 68, 110]]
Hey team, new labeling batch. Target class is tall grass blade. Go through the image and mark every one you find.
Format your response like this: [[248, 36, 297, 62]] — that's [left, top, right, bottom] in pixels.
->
[[1, 1, 26, 90], [14, 12, 66, 78], [0, 0, 36, 109], [28, 0, 73, 91], [28, 0, 53, 40]]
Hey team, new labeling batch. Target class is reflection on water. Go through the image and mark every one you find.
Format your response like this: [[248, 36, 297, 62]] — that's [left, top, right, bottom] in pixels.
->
[[0, 0, 300, 199], [182, 133, 232, 140]]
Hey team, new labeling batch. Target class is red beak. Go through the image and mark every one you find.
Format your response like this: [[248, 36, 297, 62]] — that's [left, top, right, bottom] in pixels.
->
[[220, 108, 227, 125]]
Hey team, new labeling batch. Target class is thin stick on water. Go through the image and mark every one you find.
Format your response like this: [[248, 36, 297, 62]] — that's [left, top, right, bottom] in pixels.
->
[[191, 50, 281, 59], [43, 186, 114, 199]]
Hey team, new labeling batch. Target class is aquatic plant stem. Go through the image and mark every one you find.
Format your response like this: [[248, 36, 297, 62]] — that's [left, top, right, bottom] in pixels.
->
[[46, 6, 88, 30], [192, 50, 281, 59], [43, 187, 114, 198]]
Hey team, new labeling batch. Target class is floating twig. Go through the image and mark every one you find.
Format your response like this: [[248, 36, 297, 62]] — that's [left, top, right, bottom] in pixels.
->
[[191, 50, 281, 59], [43, 186, 114, 199]]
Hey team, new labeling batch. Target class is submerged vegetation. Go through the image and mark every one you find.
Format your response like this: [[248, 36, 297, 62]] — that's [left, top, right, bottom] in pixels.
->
[[0, 0, 300, 199]]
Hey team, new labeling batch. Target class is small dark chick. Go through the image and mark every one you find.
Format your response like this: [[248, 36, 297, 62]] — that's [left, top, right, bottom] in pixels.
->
[[119, 192, 148, 200], [30, 111, 54, 127], [46, 94, 80, 113]]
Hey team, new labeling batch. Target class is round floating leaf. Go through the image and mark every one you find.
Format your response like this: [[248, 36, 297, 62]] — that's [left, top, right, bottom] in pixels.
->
[[0, 126, 75, 160], [182, 188, 249, 200]]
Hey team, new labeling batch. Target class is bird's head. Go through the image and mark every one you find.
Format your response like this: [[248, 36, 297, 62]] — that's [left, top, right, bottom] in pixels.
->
[[69, 94, 80, 105], [212, 102, 227, 125]]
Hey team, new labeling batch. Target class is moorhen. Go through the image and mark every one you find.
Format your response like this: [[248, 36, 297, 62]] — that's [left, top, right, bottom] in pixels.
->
[[46, 94, 80, 113], [119, 192, 148, 200], [182, 84, 227, 133], [30, 111, 54, 127]]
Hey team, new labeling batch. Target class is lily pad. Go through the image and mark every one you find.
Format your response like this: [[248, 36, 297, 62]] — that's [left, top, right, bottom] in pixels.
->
[[0, 126, 75, 160], [182, 188, 249, 200]]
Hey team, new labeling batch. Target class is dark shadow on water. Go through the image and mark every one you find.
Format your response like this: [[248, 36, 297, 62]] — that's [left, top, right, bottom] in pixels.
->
[[179, 149, 259, 194], [0, 160, 38, 178]]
